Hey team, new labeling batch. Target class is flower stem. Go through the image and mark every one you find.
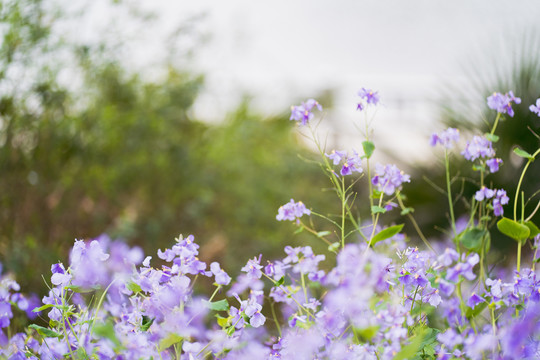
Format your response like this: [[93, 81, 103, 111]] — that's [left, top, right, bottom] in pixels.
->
[[445, 150, 457, 239]]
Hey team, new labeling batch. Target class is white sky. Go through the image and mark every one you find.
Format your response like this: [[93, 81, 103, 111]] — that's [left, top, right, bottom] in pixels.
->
[[68, 0, 540, 162]]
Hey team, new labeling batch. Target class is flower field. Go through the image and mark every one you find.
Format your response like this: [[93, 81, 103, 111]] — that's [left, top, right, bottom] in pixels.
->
[[1, 89, 540, 359]]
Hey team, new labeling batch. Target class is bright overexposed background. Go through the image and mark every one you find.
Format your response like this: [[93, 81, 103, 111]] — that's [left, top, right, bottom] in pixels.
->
[[66, 0, 540, 161]]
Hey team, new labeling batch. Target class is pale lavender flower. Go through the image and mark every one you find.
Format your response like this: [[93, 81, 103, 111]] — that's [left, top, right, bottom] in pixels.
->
[[371, 163, 410, 195], [357, 88, 380, 110], [241, 255, 263, 280], [475, 186, 495, 202], [210, 262, 231, 285], [530, 98, 540, 116], [325, 150, 346, 165], [467, 293, 486, 309], [486, 157, 503, 173], [493, 189, 509, 216], [430, 128, 460, 149], [276, 199, 311, 222], [461, 136, 495, 161], [487, 91, 521, 117], [290, 99, 322, 125]]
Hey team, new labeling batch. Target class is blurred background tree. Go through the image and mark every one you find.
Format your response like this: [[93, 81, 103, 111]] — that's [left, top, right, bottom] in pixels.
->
[[0, 0, 331, 293]]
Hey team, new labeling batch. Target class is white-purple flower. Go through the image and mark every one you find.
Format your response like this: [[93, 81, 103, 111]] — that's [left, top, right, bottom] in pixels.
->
[[487, 91, 521, 117], [371, 164, 410, 196], [461, 136, 495, 161], [290, 99, 322, 126], [530, 98, 540, 116], [430, 127, 460, 149], [276, 199, 311, 222]]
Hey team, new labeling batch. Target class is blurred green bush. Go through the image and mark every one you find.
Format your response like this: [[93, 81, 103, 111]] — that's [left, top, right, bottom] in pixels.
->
[[0, 0, 330, 292]]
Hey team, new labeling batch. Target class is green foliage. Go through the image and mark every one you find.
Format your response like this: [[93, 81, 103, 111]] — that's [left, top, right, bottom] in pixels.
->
[[0, 0, 326, 296]]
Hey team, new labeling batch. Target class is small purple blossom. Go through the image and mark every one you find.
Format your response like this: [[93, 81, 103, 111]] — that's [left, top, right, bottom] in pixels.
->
[[486, 157, 502, 173], [530, 98, 540, 116], [467, 292, 486, 309], [276, 199, 311, 222], [371, 163, 410, 195], [325, 150, 346, 165], [210, 262, 231, 286], [474, 186, 495, 202], [290, 99, 322, 125], [357, 88, 380, 109], [487, 91, 521, 117], [241, 255, 263, 280], [461, 136, 495, 161], [430, 128, 460, 149]]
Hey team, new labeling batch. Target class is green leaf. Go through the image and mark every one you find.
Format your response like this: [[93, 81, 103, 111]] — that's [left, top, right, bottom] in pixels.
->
[[400, 207, 414, 215], [371, 205, 386, 214], [497, 217, 530, 244], [140, 316, 154, 332], [158, 333, 183, 351], [293, 226, 304, 234], [354, 325, 380, 342], [126, 281, 142, 294], [466, 301, 488, 320], [472, 164, 485, 172], [65, 285, 97, 293], [206, 299, 229, 311], [316, 231, 331, 238], [216, 315, 229, 328], [393, 328, 428, 360], [513, 147, 535, 160], [484, 133, 499, 143], [524, 221, 540, 239], [459, 228, 487, 252], [328, 242, 340, 253], [362, 140, 375, 159], [29, 324, 61, 338], [371, 224, 404, 245], [93, 321, 121, 347], [32, 304, 53, 312]]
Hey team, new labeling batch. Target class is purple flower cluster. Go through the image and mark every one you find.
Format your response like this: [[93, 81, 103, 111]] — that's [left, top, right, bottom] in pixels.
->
[[487, 91, 521, 117], [474, 187, 509, 216], [276, 199, 311, 223], [461, 135, 495, 161], [371, 163, 410, 195], [289, 99, 322, 125], [324, 149, 363, 176], [430, 127, 460, 149], [357, 88, 380, 110]]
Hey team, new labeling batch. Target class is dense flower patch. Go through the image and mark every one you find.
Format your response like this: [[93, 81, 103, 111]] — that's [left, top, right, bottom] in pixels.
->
[[1, 90, 540, 359]]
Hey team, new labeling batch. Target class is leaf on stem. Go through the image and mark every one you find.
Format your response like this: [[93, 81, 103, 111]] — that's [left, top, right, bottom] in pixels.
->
[[371, 224, 404, 245], [497, 217, 530, 244], [362, 140, 375, 159], [513, 147, 535, 160]]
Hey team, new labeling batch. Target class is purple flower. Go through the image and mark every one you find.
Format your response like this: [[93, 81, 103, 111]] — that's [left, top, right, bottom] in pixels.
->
[[530, 98, 540, 116], [474, 186, 495, 202], [276, 199, 311, 222], [493, 189, 509, 216], [241, 255, 263, 280], [357, 88, 380, 109], [487, 91, 521, 117], [461, 136, 495, 161], [486, 157, 502, 173], [430, 128, 460, 149], [210, 262, 231, 286], [290, 99, 322, 126], [325, 150, 346, 165], [371, 163, 410, 195], [340, 151, 363, 176], [467, 292, 486, 309]]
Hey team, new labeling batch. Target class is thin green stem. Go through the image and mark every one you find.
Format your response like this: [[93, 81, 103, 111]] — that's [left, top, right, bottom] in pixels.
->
[[341, 176, 346, 249], [514, 148, 540, 221], [490, 112, 501, 136], [445, 150, 457, 238]]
